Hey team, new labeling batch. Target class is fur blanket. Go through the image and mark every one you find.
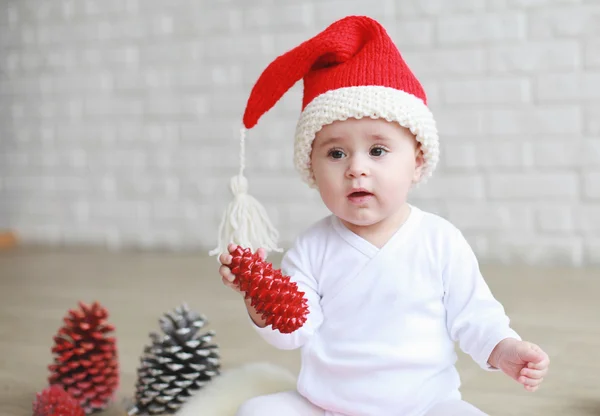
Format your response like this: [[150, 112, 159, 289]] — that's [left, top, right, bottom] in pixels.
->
[[174, 362, 297, 416]]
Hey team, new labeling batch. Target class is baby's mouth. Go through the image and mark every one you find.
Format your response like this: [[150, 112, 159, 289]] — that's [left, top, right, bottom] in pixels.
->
[[347, 190, 374, 204], [349, 191, 372, 197]]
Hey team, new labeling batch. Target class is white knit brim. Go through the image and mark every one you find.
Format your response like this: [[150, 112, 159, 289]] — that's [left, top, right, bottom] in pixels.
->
[[293, 85, 440, 188]]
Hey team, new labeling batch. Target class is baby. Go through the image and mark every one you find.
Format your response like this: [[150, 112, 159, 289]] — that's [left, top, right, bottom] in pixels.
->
[[214, 15, 549, 416]]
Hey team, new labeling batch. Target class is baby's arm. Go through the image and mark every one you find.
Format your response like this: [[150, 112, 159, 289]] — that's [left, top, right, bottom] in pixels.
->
[[442, 229, 550, 390], [220, 236, 323, 350], [441, 228, 521, 371]]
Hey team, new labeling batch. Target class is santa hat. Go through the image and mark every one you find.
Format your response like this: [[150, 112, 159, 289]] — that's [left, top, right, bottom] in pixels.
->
[[210, 15, 439, 258]]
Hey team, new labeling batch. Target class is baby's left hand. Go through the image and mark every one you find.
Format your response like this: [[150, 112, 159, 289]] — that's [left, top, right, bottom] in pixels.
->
[[489, 338, 550, 392]]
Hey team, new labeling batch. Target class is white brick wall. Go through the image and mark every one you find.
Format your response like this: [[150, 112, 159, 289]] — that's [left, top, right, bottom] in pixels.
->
[[1, 0, 599, 266]]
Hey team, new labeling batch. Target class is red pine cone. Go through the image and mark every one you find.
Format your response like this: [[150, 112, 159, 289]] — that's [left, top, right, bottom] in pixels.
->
[[229, 246, 309, 334], [48, 301, 119, 414], [32, 385, 85, 416]]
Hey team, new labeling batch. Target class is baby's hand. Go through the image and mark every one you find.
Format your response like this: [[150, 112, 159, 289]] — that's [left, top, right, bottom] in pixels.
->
[[218, 243, 267, 294], [489, 338, 550, 392]]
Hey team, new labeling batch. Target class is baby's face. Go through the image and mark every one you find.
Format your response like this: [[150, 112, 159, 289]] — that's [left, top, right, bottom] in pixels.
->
[[310, 117, 423, 228]]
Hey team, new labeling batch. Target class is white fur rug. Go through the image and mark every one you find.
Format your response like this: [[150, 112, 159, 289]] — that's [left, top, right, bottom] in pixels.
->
[[174, 362, 297, 416]]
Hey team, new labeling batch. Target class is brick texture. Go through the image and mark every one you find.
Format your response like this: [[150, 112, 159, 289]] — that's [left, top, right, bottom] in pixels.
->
[[0, 0, 599, 266]]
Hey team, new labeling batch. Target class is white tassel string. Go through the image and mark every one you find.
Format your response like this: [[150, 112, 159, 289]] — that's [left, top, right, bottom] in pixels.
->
[[209, 127, 282, 258]]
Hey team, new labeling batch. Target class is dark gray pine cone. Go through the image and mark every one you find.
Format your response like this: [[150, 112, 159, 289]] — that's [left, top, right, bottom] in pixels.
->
[[127, 303, 220, 415]]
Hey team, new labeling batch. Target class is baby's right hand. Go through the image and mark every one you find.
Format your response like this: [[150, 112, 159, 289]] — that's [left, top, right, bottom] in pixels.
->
[[219, 243, 267, 294]]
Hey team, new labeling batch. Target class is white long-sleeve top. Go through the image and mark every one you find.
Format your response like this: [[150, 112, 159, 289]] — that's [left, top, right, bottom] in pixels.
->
[[249, 205, 520, 416]]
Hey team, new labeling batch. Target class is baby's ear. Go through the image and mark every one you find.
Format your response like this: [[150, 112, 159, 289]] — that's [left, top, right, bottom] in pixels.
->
[[413, 142, 425, 183]]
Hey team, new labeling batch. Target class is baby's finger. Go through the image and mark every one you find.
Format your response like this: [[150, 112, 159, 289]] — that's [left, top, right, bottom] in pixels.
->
[[222, 276, 239, 290], [257, 247, 267, 260], [524, 384, 539, 392], [219, 251, 232, 265], [527, 355, 550, 370], [219, 265, 234, 282], [519, 375, 543, 387], [520, 367, 546, 379]]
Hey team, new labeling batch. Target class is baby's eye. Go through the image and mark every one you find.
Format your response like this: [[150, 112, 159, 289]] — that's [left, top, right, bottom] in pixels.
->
[[328, 149, 345, 159], [370, 147, 387, 157]]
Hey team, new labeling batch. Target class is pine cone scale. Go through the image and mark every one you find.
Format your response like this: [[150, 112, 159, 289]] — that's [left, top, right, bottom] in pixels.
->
[[173, 380, 193, 388]]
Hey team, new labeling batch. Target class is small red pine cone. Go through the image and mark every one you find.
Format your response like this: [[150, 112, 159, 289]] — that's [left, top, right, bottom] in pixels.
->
[[32, 385, 85, 416], [48, 301, 119, 414], [229, 246, 309, 334]]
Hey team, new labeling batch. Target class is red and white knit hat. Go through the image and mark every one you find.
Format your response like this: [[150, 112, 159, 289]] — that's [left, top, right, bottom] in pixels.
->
[[211, 15, 439, 257]]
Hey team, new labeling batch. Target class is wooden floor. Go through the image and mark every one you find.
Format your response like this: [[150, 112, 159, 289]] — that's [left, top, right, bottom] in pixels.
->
[[1, 246, 599, 416]]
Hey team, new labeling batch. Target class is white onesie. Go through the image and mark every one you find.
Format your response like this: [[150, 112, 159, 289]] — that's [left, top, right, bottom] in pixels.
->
[[247, 204, 520, 416]]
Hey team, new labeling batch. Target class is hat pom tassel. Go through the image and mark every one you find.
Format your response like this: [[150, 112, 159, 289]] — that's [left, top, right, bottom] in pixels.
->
[[209, 174, 281, 258], [209, 146, 282, 259]]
